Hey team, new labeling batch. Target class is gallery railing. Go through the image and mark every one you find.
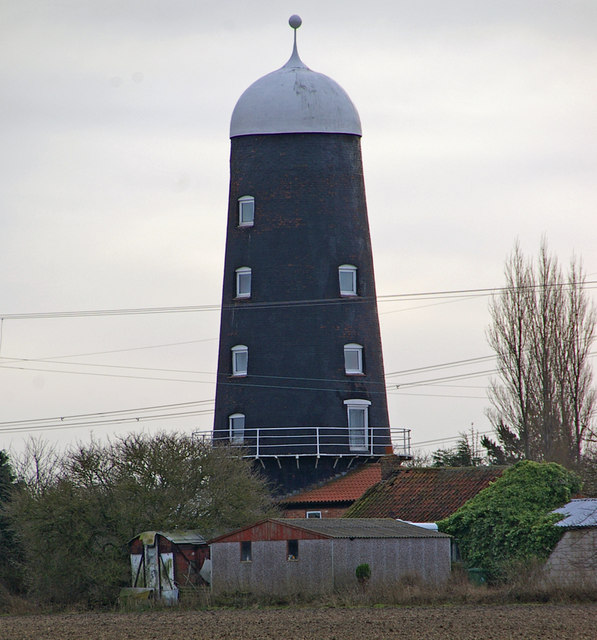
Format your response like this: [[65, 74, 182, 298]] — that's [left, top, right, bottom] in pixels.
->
[[196, 426, 411, 459]]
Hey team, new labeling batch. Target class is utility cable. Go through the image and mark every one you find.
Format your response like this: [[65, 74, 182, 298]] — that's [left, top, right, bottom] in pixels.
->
[[2, 279, 595, 320]]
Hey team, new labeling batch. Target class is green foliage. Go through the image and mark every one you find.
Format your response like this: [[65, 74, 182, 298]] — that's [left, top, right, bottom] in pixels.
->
[[355, 563, 371, 584], [437, 460, 581, 581], [432, 430, 485, 467], [0, 451, 15, 502], [481, 422, 525, 466], [8, 433, 275, 607], [0, 450, 24, 594]]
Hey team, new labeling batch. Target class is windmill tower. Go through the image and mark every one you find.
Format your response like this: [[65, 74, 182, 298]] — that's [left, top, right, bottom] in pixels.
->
[[213, 16, 409, 494]]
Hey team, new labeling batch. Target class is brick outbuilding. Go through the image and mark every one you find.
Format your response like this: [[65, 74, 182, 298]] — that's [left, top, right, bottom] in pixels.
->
[[345, 466, 504, 522], [544, 499, 597, 585], [280, 462, 382, 518]]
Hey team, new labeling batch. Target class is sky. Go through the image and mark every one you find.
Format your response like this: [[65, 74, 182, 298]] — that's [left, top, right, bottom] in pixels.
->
[[1, 0, 597, 458]]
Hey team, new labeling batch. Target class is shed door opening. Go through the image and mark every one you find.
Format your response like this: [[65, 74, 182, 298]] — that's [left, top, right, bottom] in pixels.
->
[[240, 541, 252, 562], [287, 539, 299, 560]]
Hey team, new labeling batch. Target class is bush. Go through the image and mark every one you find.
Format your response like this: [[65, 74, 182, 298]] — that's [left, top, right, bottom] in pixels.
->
[[8, 433, 275, 607], [437, 460, 581, 581], [355, 563, 371, 585]]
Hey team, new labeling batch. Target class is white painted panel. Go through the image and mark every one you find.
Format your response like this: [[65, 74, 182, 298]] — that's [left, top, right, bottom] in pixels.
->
[[130, 553, 143, 587]]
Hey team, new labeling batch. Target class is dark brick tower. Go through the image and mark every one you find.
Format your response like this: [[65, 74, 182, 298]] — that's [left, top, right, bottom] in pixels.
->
[[213, 16, 406, 494]]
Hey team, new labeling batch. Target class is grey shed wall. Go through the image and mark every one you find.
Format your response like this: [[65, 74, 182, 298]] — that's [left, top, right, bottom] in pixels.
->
[[544, 529, 597, 585], [210, 537, 450, 596]]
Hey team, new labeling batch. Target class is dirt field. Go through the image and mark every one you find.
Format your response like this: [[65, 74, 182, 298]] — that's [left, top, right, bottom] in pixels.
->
[[1, 604, 596, 640]]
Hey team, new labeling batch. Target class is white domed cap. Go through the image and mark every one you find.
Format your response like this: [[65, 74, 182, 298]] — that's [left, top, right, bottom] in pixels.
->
[[230, 17, 362, 138]]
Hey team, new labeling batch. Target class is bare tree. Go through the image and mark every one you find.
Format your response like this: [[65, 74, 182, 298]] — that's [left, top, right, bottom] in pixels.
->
[[561, 259, 596, 460], [484, 241, 596, 466], [11, 437, 61, 496]]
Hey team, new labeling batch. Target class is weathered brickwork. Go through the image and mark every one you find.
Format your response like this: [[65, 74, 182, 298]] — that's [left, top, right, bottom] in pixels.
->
[[213, 133, 391, 492]]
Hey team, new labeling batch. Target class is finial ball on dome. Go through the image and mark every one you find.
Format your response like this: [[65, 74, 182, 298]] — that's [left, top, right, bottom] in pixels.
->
[[289, 15, 302, 29]]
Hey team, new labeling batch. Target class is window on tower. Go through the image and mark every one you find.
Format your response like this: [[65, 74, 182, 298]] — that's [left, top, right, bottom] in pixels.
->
[[344, 399, 371, 451], [238, 196, 255, 226], [229, 413, 245, 444], [235, 267, 252, 298], [231, 345, 248, 376], [344, 343, 363, 374], [338, 265, 357, 296]]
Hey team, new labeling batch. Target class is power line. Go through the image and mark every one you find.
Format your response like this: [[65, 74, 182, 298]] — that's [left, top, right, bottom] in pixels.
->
[[385, 355, 496, 377], [0, 399, 216, 434], [410, 430, 494, 448], [38, 338, 218, 360], [0, 409, 214, 435], [0, 363, 211, 384], [0, 399, 214, 428], [2, 348, 594, 396], [0, 304, 219, 320], [388, 391, 487, 400], [392, 369, 497, 389], [2, 279, 596, 321], [0, 356, 215, 377]]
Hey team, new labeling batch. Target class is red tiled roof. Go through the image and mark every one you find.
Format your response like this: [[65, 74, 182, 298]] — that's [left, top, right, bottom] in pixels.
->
[[344, 467, 505, 522], [280, 463, 382, 505]]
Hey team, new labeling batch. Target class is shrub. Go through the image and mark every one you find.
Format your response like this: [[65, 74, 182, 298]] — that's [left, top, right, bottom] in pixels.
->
[[8, 433, 275, 607], [437, 460, 581, 581], [355, 563, 371, 585]]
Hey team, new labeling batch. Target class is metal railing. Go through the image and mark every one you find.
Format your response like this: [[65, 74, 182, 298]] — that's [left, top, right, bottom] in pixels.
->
[[194, 426, 411, 459]]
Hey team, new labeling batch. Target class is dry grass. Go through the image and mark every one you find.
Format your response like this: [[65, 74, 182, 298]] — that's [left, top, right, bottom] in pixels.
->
[[3, 565, 597, 615], [0, 584, 42, 616], [209, 565, 597, 609]]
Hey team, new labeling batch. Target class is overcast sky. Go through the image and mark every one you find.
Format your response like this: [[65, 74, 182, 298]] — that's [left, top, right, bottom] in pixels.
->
[[1, 0, 597, 458]]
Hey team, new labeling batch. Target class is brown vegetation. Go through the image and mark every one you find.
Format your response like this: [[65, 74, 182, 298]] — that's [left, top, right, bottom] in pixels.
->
[[2, 571, 597, 640], [1, 604, 596, 640]]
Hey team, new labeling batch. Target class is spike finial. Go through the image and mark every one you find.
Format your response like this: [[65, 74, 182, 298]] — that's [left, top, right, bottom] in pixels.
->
[[288, 13, 303, 60]]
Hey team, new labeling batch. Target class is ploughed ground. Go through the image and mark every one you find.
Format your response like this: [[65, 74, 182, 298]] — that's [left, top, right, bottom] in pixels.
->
[[1, 604, 596, 640]]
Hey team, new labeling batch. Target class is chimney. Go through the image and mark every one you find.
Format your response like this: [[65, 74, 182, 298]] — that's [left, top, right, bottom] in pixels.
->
[[380, 455, 404, 481]]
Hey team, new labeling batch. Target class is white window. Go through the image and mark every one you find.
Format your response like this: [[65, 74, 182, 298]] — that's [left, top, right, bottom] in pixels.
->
[[238, 196, 254, 226], [306, 511, 322, 519], [344, 399, 371, 451], [344, 343, 363, 374], [235, 267, 252, 298], [231, 345, 248, 376], [229, 413, 245, 444], [338, 264, 357, 296]]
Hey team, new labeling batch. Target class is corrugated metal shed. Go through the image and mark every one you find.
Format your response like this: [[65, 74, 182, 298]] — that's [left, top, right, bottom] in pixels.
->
[[279, 518, 448, 539], [210, 518, 449, 543], [127, 529, 209, 603], [134, 530, 207, 546], [209, 517, 452, 595], [552, 499, 597, 528]]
